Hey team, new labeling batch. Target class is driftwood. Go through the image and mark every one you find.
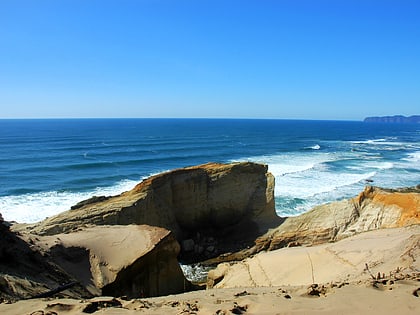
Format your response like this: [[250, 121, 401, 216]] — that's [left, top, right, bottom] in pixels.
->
[[29, 282, 78, 299]]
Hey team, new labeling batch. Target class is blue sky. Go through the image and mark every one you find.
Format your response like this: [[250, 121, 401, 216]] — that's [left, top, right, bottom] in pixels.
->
[[0, 0, 419, 120]]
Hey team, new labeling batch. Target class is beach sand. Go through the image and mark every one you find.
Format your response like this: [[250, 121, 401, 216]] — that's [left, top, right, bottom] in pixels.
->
[[1, 226, 419, 315], [1, 281, 419, 315]]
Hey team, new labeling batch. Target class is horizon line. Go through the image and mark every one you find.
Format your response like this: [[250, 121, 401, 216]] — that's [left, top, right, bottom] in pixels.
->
[[0, 117, 363, 122]]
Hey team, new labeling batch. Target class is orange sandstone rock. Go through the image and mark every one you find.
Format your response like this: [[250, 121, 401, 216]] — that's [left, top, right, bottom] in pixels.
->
[[218, 186, 420, 259], [356, 186, 420, 227]]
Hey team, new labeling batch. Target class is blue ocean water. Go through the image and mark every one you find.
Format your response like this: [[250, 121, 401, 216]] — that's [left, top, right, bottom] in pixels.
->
[[0, 119, 419, 223]]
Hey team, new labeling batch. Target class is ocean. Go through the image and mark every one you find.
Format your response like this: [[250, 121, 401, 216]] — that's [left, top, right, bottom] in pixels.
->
[[0, 118, 419, 223]]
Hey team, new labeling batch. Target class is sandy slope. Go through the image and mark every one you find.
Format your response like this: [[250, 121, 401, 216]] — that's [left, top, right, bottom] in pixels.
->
[[0, 281, 419, 315], [1, 226, 419, 315], [209, 225, 420, 288]]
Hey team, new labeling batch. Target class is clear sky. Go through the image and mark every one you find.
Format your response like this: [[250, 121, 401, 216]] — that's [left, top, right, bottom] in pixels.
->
[[0, 0, 419, 120]]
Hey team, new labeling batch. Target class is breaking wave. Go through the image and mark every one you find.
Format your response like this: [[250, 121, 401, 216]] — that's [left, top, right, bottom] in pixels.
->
[[0, 179, 139, 223]]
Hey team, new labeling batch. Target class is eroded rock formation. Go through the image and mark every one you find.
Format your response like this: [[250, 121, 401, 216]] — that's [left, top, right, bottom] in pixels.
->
[[3, 162, 419, 302], [252, 186, 420, 252], [205, 185, 420, 265], [0, 213, 90, 301], [206, 186, 420, 289], [4, 162, 277, 300], [207, 225, 420, 289], [37, 225, 188, 298], [22, 162, 279, 261]]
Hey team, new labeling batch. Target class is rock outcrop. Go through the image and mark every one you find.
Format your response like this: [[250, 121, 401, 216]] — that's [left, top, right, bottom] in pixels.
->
[[4, 162, 277, 300], [3, 161, 418, 302], [1, 223, 189, 300], [0, 213, 90, 302], [207, 225, 420, 289], [36, 225, 188, 298], [203, 185, 420, 265], [251, 186, 419, 253], [20, 162, 279, 262]]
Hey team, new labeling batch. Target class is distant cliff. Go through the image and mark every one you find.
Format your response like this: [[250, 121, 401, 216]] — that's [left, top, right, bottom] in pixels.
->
[[364, 115, 420, 123]]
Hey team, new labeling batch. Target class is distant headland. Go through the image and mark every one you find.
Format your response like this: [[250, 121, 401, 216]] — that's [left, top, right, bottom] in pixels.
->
[[364, 115, 420, 123]]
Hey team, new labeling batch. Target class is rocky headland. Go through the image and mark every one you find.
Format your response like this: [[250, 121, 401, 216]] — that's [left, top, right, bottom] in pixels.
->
[[1, 162, 419, 314], [20, 162, 280, 264], [364, 115, 420, 123]]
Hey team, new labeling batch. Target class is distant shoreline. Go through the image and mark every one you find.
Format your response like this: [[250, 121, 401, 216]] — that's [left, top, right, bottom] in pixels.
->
[[364, 115, 420, 123]]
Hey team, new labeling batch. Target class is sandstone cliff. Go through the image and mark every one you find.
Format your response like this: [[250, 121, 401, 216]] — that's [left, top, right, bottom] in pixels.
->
[[36, 225, 188, 298], [1, 222, 187, 300], [207, 225, 420, 289], [3, 162, 419, 302], [0, 214, 90, 301], [203, 185, 420, 265], [206, 187, 420, 289], [21, 162, 279, 262], [251, 185, 419, 252], [3, 162, 277, 300]]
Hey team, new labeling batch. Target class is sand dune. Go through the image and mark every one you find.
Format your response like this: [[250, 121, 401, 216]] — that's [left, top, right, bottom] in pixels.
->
[[1, 226, 419, 315]]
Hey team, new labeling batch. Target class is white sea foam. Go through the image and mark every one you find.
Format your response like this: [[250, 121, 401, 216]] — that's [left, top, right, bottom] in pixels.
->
[[402, 151, 420, 163], [351, 138, 393, 145], [238, 151, 392, 216], [0, 179, 139, 223], [180, 264, 211, 283], [358, 139, 383, 144], [246, 153, 336, 176], [241, 153, 355, 199], [346, 160, 394, 171], [350, 139, 419, 151], [275, 169, 376, 199], [305, 144, 321, 150]]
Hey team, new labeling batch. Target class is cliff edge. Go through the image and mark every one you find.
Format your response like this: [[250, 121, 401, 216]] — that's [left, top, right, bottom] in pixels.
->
[[2, 162, 278, 300], [364, 115, 420, 123], [2, 162, 419, 303], [21, 162, 279, 262], [205, 185, 420, 265]]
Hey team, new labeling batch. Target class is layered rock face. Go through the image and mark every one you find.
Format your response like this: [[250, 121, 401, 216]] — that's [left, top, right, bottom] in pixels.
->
[[1, 222, 186, 300], [207, 186, 420, 289], [208, 225, 420, 289], [27, 162, 276, 237], [0, 214, 90, 301], [38, 225, 187, 298], [5, 162, 276, 299], [251, 185, 420, 253], [24, 162, 279, 260], [203, 185, 420, 265], [4, 161, 418, 301]]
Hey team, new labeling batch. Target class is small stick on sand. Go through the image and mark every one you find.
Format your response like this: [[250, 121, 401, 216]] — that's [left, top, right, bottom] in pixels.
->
[[29, 282, 78, 299], [364, 263, 376, 280]]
